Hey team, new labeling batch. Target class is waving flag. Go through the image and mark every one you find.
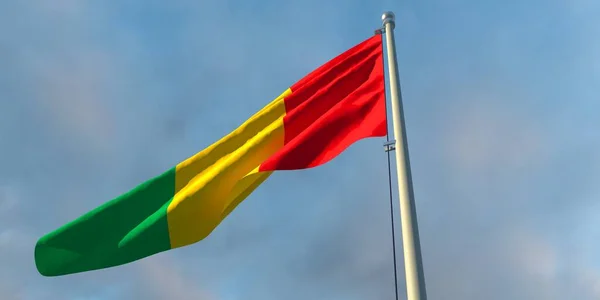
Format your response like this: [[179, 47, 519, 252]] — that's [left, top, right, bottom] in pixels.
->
[[35, 34, 386, 276]]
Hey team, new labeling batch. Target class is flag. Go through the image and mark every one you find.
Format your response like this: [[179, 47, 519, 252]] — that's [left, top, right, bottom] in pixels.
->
[[35, 34, 386, 276]]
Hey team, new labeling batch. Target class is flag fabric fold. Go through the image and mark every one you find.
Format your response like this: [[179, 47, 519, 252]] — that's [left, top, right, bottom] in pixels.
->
[[35, 34, 386, 276]]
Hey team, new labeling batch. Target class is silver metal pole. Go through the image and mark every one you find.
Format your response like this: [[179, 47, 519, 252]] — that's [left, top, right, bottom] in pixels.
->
[[381, 11, 428, 300]]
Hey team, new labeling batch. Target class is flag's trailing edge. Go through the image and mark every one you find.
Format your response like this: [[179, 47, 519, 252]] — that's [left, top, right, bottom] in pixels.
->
[[35, 34, 386, 276]]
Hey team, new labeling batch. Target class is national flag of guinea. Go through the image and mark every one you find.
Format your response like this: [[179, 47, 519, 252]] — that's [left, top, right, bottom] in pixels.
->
[[35, 34, 386, 276]]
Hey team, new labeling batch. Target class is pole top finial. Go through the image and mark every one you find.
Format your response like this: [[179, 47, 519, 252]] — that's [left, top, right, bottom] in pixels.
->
[[382, 11, 395, 27]]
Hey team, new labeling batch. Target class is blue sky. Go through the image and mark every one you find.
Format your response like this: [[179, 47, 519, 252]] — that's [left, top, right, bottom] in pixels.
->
[[1, 0, 599, 299]]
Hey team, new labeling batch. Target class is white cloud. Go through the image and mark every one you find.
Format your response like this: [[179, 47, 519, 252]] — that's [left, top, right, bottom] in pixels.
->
[[0, 185, 18, 215], [441, 94, 548, 173], [578, 268, 600, 298], [504, 227, 558, 281], [133, 257, 217, 300], [1, 2, 124, 156], [31, 51, 120, 153], [0, 229, 32, 251]]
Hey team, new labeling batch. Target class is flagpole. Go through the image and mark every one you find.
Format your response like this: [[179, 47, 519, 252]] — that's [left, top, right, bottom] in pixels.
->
[[381, 11, 428, 300]]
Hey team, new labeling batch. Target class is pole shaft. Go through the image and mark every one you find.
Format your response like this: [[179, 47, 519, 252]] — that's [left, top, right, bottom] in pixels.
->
[[381, 12, 428, 300]]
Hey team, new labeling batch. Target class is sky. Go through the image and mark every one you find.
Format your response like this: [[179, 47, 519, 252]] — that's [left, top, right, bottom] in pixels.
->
[[1, 0, 599, 299]]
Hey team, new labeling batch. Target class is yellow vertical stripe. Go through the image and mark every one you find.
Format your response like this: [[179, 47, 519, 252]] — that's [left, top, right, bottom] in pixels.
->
[[167, 89, 291, 248]]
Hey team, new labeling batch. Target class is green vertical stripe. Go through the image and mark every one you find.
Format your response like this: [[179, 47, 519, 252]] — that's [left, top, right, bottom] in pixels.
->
[[35, 168, 176, 276]]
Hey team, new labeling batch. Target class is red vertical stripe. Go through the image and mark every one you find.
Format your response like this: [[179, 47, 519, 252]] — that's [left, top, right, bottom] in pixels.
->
[[260, 34, 386, 171]]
